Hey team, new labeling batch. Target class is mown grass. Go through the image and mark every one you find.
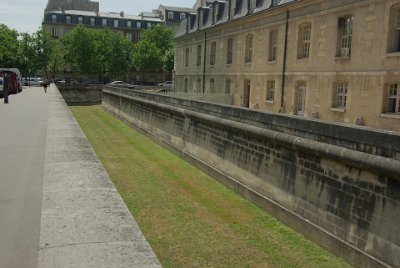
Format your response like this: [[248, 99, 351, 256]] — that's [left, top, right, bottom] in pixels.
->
[[70, 105, 351, 268]]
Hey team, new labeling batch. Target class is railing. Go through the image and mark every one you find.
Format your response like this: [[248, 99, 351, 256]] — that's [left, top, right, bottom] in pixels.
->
[[105, 85, 233, 106]]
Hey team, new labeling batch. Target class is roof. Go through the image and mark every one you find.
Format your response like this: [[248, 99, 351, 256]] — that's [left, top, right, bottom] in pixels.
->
[[159, 5, 194, 13], [49, 10, 163, 22]]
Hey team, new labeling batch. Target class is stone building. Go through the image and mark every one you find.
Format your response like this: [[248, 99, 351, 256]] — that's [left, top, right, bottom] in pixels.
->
[[174, 0, 400, 132], [42, 0, 166, 83], [42, 1, 162, 43], [158, 5, 195, 32]]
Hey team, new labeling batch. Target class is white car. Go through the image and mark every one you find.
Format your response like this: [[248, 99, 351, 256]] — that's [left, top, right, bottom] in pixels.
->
[[24, 77, 43, 86], [158, 81, 173, 87]]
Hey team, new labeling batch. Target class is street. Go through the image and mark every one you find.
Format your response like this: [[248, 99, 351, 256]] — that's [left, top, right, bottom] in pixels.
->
[[0, 86, 48, 268]]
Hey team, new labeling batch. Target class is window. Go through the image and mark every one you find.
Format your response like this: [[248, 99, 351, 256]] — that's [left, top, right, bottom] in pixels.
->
[[266, 80, 275, 102], [245, 34, 253, 63], [66, 15, 71, 24], [210, 41, 216, 66], [195, 78, 201, 93], [78, 16, 83, 24], [136, 21, 141, 28], [225, 79, 231, 94], [180, 13, 186, 20], [210, 78, 215, 93], [114, 20, 119, 27], [332, 82, 348, 108], [249, 0, 257, 13], [226, 38, 233, 64], [90, 17, 95, 26], [337, 16, 353, 57], [388, 7, 400, 53], [51, 14, 57, 23], [197, 45, 202, 67], [168, 11, 174, 20], [213, 5, 219, 24], [52, 28, 58, 37], [126, 33, 132, 41], [185, 47, 190, 67], [295, 81, 306, 116], [147, 22, 152, 28], [102, 18, 107, 26], [298, 23, 311, 59], [269, 30, 278, 62], [385, 83, 400, 114], [127, 20, 131, 28], [184, 78, 189, 93]]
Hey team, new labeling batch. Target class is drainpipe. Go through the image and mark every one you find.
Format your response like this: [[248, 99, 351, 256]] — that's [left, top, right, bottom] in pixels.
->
[[280, 9, 289, 112], [203, 31, 207, 95]]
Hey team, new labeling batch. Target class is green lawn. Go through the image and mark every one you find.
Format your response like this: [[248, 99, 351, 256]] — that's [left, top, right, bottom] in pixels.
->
[[70, 105, 350, 268]]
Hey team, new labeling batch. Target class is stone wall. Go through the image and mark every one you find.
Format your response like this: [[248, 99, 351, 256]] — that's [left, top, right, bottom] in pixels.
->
[[57, 84, 103, 105], [102, 87, 400, 268]]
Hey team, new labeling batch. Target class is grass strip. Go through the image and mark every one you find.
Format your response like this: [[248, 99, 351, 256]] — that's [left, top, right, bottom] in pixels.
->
[[71, 105, 350, 268]]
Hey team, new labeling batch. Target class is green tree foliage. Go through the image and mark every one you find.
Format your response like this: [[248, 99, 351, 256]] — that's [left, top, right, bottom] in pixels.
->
[[62, 25, 134, 79], [31, 28, 63, 79], [132, 25, 175, 72], [0, 24, 20, 67], [0, 24, 62, 79], [63, 25, 99, 75]]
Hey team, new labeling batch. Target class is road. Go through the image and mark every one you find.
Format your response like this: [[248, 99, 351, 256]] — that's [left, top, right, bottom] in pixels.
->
[[0, 86, 48, 268]]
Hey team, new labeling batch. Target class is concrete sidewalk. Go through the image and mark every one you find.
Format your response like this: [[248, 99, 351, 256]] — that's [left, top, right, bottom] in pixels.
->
[[38, 85, 161, 267]]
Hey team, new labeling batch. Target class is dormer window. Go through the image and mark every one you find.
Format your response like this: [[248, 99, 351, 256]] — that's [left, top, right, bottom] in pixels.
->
[[213, 5, 219, 24], [51, 14, 57, 23]]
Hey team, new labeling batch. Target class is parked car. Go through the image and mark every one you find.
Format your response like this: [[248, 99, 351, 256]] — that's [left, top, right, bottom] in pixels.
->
[[23, 77, 43, 86], [158, 81, 173, 88], [108, 81, 132, 88], [0, 68, 22, 97]]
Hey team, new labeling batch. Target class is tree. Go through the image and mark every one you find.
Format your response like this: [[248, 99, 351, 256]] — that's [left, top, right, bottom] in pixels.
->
[[132, 25, 175, 73], [96, 28, 134, 78], [0, 24, 20, 68], [63, 25, 133, 80], [62, 24, 99, 76], [32, 28, 62, 79]]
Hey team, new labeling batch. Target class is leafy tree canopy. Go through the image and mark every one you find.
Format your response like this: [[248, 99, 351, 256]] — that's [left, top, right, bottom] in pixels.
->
[[133, 25, 175, 72]]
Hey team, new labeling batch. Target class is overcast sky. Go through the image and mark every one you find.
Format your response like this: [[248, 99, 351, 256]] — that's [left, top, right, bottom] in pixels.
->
[[0, 0, 193, 33]]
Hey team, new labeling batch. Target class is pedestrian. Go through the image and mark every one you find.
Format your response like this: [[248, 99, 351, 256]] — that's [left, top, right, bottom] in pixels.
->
[[43, 81, 47, 93], [3, 73, 9, 104]]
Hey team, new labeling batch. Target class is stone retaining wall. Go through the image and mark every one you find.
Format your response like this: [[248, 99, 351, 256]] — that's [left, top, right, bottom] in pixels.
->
[[102, 87, 400, 268], [57, 84, 103, 105]]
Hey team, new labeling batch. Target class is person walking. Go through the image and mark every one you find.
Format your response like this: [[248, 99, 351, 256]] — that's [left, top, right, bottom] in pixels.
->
[[43, 81, 47, 93], [3, 73, 9, 104]]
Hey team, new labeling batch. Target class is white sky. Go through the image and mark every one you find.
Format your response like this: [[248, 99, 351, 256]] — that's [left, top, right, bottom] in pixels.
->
[[0, 0, 193, 33]]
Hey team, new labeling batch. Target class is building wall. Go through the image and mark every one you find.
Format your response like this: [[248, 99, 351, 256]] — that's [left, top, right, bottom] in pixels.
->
[[175, 0, 400, 131], [102, 87, 400, 268]]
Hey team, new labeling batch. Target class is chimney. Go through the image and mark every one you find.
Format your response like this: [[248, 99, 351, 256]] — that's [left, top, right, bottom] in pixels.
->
[[120, 11, 124, 17]]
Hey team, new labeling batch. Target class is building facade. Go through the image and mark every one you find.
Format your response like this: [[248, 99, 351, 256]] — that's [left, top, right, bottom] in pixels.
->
[[42, 10, 162, 43], [158, 5, 195, 32], [42, 0, 167, 83], [174, 0, 400, 132]]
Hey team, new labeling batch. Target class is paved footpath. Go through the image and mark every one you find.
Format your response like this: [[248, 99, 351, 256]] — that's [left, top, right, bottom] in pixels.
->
[[0, 84, 161, 268]]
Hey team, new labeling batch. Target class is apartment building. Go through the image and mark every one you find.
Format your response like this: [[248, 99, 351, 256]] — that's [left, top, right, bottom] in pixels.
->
[[174, 0, 400, 131]]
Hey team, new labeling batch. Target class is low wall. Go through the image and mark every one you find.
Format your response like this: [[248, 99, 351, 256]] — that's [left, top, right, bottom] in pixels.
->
[[57, 84, 103, 105], [102, 87, 400, 268]]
